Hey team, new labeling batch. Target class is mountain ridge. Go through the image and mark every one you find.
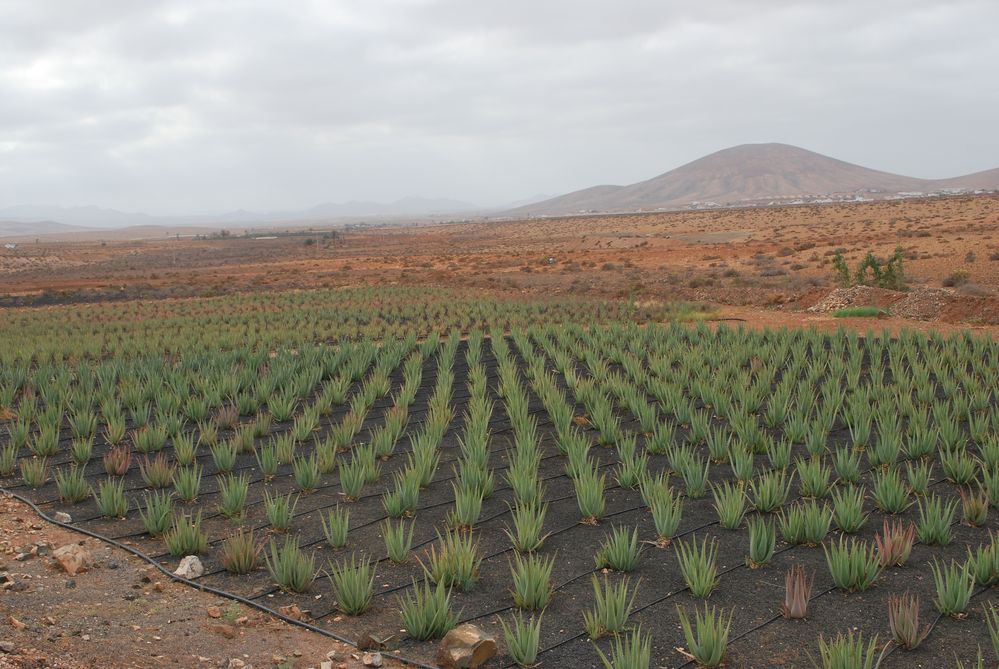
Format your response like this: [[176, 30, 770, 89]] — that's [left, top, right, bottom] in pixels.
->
[[0, 196, 481, 234], [503, 143, 999, 216]]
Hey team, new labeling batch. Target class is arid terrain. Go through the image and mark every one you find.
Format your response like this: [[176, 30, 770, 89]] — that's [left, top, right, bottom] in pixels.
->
[[0, 493, 403, 669], [3, 194, 999, 668], [2, 194, 999, 329]]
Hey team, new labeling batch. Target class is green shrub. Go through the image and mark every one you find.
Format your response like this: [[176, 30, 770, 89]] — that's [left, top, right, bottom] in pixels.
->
[[139, 490, 174, 536], [675, 535, 719, 598], [871, 466, 910, 514], [831, 246, 905, 290], [916, 494, 957, 545], [712, 480, 747, 529], [164, 512, 209, 556], [501, 612, 542, 668], [574, 462, 607, 523], [823, 537, 881, 592], [217, 473, 250, 518], [328, 554, 376, 615], [750, 470, 790, 513], [594, 626, 652, 669], [173, 464, 202, 502], [831, 485, 868, 533], [676, 604, 732, 668], [55, 465, 90, 504], [746, 516, 776, 568], [379, 518, 413, 563], [583, 574, 638, 639], [594, 526, 642, 572], [796, 456, 832, 498], [813, 631, 888, 669], [95, 477, 129, 518], [931, 558, 974, 617], [20, 457, 49, 489], [265, 536, 316, 593], [504, 501, 550, 553], [421, 529, 482, 591], [779, 500, 831, 545], [321, 505, 350, 549], [833, 306, 887, 318], [510, 551, 554, 610], [264, 490, 299, 532], [220, 527, 259, 574], [292, 452, 322, 492], [398, 579, 458, 641]]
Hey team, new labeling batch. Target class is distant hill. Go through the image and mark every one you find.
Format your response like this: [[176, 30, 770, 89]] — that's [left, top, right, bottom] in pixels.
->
[[0, 205, 158, 229], [0, 219, 95, 239], [0, 196, 480, 235], [503, 143, 999, 216], [935, 167, 999, 191]]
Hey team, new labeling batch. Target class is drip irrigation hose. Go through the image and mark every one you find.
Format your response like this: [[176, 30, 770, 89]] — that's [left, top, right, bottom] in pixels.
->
[[673, 584, 839, 669], [1, 486, 441, 669]]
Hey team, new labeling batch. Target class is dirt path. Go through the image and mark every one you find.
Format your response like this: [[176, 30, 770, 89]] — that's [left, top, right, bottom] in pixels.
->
[[713, 304, 999, 336], [0, 494, 403, 669]]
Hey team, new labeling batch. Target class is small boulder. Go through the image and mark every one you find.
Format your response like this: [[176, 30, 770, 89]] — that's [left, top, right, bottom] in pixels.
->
[[208, 624, 235, 639], [437, 624, 497, 669], [278, 604, 310, 622], [53, 512, 72, 523], [357, 632, 392, 651], [173, 555, 204, 579], [361, 652, 383, 667], [52, 544, 92, 576]]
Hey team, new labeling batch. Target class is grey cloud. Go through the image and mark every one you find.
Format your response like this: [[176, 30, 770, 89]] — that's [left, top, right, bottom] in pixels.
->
[[1, 0, 997, 214]]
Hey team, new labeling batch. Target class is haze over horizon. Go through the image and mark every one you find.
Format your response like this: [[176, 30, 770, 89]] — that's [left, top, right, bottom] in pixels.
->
[[3, 1, 998, 218]]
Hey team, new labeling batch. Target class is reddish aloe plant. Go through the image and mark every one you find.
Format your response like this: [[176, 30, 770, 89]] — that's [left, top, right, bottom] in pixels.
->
[[875, 518, 916, 567], [102, 444, 132, 477], [887, 592, 931, 649], [781, 563, 814, 619]]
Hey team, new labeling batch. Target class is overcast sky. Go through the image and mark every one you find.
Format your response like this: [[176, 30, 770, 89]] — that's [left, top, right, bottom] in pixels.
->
[[2, 0, 998, 214]]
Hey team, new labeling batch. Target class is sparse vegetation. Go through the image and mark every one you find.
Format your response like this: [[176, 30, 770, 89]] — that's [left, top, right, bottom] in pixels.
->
[[831, 246, 906, 290]]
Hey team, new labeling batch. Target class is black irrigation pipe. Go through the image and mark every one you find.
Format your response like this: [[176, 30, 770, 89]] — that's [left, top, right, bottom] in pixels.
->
[[484, 469, 977, 669], [457, 513, 731, 634], [8, 335, 991, 663], [500, 513, 898, 669], [691, 583, 993, 669], [4, 340, 455, 473], [491, 537, 797, 669], [672, 582, 841, 669], [13, 384, 560, 525], [0, 486, 442, 669], [125, 408, 571, 588], [128, 406, 587, 566], [243, 433, 969, 621], [311, 496, 654, 621]]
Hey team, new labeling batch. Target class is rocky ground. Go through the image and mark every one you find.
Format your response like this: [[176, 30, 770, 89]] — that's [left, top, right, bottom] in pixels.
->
[[0, 493, 404, 669]]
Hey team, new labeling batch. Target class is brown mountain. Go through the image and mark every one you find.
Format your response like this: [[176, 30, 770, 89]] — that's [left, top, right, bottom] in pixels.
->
[[504, 143, 999, 216], [935, 167, 999, 191]]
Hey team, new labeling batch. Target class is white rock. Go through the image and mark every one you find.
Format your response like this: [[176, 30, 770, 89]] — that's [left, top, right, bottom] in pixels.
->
[[53, 512, 72, 523], [362, 652, 383, 667], [173, 555, 204, 579]]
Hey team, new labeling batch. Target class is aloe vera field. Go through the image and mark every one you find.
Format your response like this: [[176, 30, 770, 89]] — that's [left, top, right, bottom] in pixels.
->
[[1, 286, 998, 669]]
